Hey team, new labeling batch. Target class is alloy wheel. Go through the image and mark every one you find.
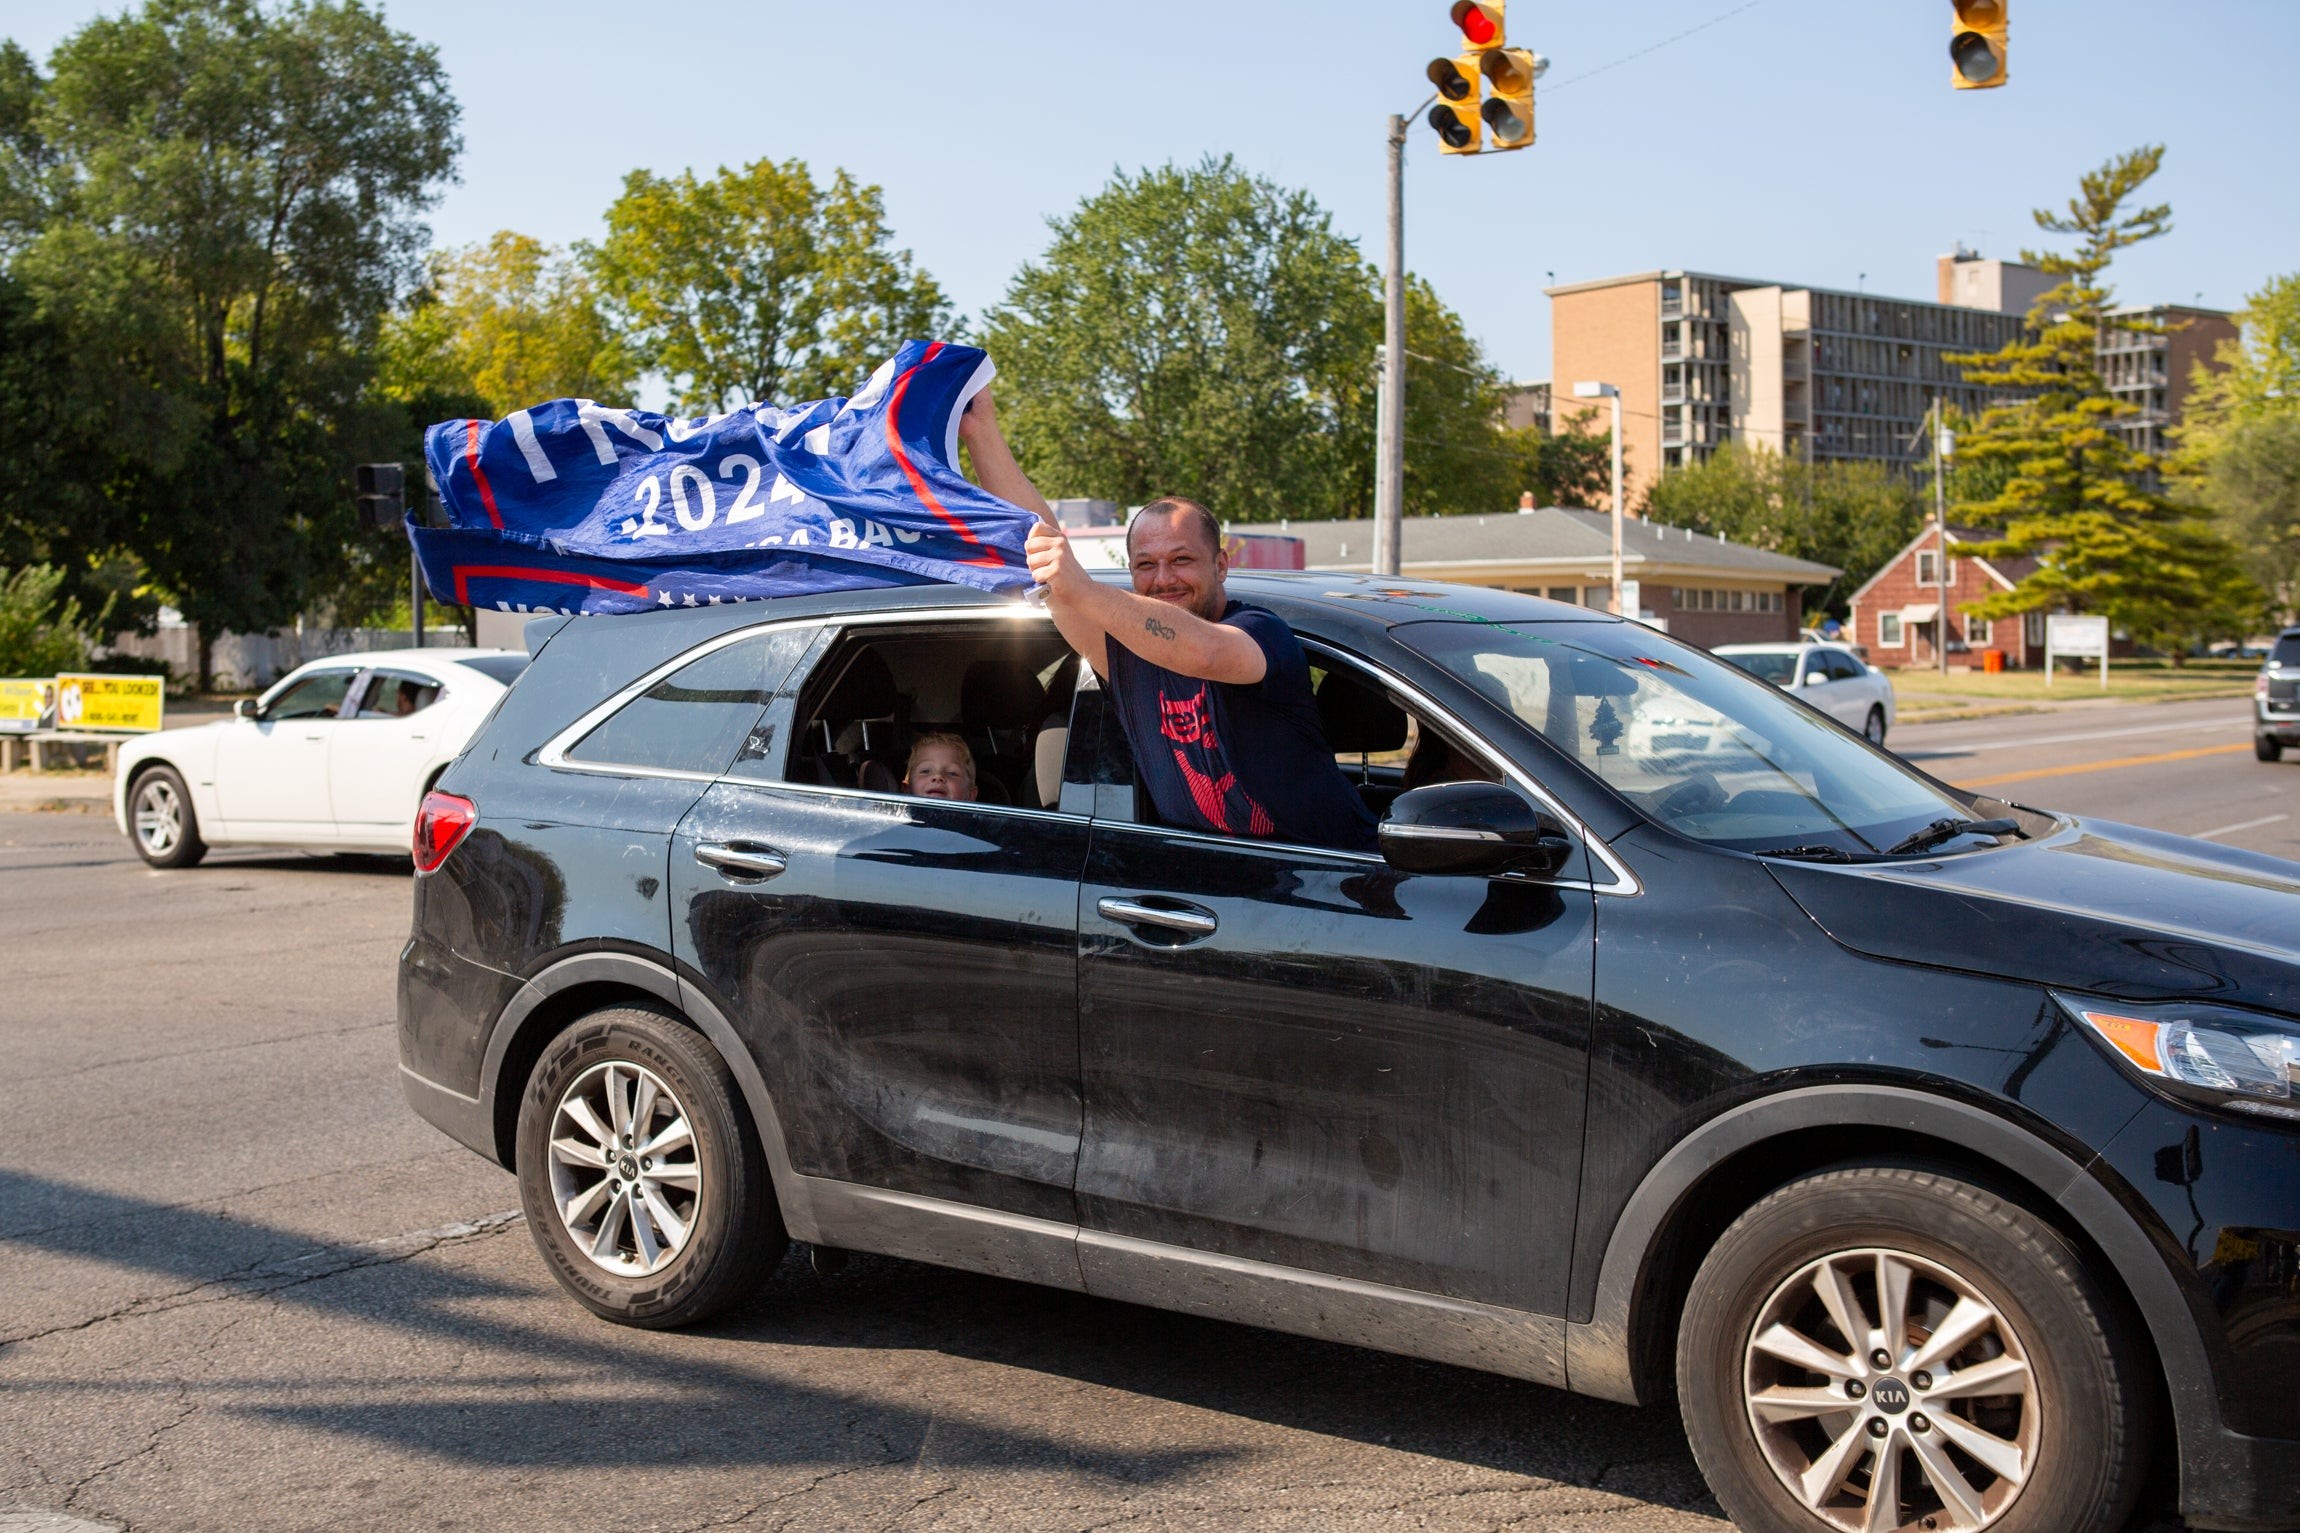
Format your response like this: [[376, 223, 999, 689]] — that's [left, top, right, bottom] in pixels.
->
[[1742, 1246, 2039, 1531], [546, 1060, 704, 1277], [134, 775, 182, 856]]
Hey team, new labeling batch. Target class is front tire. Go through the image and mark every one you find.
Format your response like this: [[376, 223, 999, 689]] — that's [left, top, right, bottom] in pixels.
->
[[129, 765, 207, 868], [1677, 1165, 2149, 1533], [2257, 734, 2283, 763], [1863, 706, 1888, 747], [516, 1006, 786, 1328]]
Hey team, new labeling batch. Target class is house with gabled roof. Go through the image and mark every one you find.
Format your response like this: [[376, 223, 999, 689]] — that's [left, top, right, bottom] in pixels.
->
[[1846, 525, 2044, 668]]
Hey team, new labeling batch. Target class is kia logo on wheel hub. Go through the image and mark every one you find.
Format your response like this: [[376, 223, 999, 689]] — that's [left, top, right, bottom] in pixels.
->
[[1870, 1378, 1912, 1414]]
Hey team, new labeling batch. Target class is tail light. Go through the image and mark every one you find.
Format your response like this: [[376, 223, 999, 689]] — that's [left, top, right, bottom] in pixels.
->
[[413, 790, 477, 873], [2258, 674, 2271, 699]]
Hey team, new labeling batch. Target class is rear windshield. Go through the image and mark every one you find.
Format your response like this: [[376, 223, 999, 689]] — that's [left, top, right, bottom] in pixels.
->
[[1722, 651, 1796, 685], [2273, 634, 2300, 668], [457, 654, 529, 685]]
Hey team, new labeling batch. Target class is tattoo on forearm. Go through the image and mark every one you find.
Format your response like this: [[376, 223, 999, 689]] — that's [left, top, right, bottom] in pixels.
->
[[1143, 616, 1176, 641]]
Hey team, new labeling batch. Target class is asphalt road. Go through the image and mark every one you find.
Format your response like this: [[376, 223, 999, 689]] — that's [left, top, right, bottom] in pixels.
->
[[0, 696, 2272, 1533]]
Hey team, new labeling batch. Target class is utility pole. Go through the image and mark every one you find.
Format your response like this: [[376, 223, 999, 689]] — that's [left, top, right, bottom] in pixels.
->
[[1932, 399, 1952, 675], [1374, 113, 1408, 578]]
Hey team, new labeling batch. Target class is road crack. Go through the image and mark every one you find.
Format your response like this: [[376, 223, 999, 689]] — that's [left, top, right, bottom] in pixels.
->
[[0, 1211, 524, 1350]]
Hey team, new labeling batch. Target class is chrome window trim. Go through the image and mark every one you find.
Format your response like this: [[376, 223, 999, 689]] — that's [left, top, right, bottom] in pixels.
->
[[536, 604, 1050, 783], [1299, 637, 1641, 896]]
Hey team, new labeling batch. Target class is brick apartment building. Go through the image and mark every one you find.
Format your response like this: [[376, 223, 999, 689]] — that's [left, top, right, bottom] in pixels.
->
[[1544, 250, 2233, 503], [1845, 525, 2043, 669]]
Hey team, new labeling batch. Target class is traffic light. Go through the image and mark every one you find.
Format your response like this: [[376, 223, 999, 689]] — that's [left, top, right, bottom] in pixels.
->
[[355, 462, 405, 529], [1480, 47, 1537, 150], [1424, 53, 1482, 154], [1450, 2, 1504, 51], [1950, 0, 2007, 89]]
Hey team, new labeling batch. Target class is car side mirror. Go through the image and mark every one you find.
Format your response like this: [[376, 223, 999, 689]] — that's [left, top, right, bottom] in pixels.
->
[[234, 698, 260, 721], [1379, 782, 1576, 880]]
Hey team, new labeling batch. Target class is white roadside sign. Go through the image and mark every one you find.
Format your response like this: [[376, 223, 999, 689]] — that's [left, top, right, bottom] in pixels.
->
[[2044, 613, 2111, 689]]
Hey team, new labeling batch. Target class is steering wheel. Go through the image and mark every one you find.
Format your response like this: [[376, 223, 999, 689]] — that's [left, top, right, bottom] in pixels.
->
[[1653, 773, 1728, 821]]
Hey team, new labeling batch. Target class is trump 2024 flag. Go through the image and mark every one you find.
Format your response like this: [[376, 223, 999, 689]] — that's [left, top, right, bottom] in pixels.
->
[[410, 341, 1034, 616]]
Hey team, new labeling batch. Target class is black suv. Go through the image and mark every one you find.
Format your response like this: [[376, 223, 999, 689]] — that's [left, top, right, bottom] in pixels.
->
[[2256, 628, 2300, 761], [400, 578, 2300, 1533]]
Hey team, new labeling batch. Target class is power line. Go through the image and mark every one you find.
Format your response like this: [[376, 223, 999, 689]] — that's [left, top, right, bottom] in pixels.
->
[[1545, 1, 1766, 94]]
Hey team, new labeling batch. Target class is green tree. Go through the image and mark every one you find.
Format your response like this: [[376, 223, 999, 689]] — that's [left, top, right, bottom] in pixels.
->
[[1949, 146, 2261, 654], [10, 0, 459, 685], [590, 157, 947, 413], [378, 231, 634, 416], [0, 40, 54, 257], [2195, 413, 2300, 622], [1642, 443, 1925, 617], [980, 156, 1518, 524], [0, 564, 92, 676], [2172, 273, 2300, 616], [1514, 407, 1620, 511]]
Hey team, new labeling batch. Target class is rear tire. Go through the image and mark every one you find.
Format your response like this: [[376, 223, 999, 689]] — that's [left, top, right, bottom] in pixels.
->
[[129, 765, 207, 868], [1863, 707, 1888, 747], [516, 1006, 786, 1328], [2257, 734, 2283, 763], [1677, 1165, 2150, 1533]]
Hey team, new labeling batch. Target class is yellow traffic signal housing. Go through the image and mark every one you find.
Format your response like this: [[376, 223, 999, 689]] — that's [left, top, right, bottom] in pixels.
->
[[1426, 83, 1482, 156], [1479, 46, 1536, 150], [1449, 1, 1504, 52], [1950, 0, 2008, 89]]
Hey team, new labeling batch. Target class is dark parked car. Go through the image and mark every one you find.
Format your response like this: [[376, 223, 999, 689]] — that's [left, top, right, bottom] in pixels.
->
[[400, 578, 2300, 1533], [2256, 628, 2300, 761]]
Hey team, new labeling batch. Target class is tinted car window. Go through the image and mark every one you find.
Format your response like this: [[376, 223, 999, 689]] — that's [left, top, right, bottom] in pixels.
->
[[1395, 619, 1970, 856], [1825, 652, 1866, 682], [457, 655, 528, 685], [2272, 634, 2300, 668], [569, 628, 813, 775], [265, 670, 357, 720]]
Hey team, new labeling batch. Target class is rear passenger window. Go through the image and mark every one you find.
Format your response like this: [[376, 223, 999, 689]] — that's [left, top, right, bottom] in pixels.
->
[[568, 628, 814, 776]]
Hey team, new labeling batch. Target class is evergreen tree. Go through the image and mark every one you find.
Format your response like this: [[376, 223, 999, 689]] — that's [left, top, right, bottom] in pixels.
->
[[1950, 146, 2261, 654]]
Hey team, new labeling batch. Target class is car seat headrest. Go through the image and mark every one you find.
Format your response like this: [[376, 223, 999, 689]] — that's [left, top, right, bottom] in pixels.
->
[[821, 648, 899, 720], [961, 659, 1049, 730], [1316, 669, 1407, 754]]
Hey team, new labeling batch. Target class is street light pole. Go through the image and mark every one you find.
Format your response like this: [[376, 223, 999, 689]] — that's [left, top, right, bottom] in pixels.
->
[[1374, 113, 1408, 579], [1574, 382, 1625, 614]]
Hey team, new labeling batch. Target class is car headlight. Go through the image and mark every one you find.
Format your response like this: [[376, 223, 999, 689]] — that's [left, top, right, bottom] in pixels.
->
[[2058, 993, 2300, 1123]]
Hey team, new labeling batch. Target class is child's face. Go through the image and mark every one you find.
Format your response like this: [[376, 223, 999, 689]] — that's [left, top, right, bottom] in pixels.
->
[[907, 745, 976, 801]]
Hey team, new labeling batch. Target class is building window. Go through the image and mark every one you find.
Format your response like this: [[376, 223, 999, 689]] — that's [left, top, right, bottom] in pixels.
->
[[1880, 614, 1905, 647], [1967, 616, 1992, 646], [1547, 586, 1576, 603], [2024, 613, 2045, 648], [1583, 586, 1612, 609], [1916, 551, 1938, 585]]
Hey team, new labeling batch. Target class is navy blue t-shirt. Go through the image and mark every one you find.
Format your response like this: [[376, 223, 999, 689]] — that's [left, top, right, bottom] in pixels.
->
[[1104, 601, 1379, 854]]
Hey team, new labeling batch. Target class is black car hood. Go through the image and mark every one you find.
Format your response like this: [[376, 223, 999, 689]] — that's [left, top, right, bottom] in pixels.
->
[[1766, 816, 2300, 1015]]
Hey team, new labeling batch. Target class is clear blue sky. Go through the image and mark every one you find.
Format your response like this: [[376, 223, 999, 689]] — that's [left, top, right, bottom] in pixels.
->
[[4, 0, 2293, 392]]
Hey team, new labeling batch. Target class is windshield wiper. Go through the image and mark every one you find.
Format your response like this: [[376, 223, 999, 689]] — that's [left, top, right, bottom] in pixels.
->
[[1753, 845, 1861, 863], [1886, 816, 2021, 857]]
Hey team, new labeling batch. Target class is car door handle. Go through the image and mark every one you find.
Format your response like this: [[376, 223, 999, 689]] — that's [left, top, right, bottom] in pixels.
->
[[1097, 896, 1218, 936], [694, 842, 788, 881]]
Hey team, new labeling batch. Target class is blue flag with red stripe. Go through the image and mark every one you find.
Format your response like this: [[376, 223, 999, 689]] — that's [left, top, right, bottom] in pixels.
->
[[411, 341, 1035, 616]]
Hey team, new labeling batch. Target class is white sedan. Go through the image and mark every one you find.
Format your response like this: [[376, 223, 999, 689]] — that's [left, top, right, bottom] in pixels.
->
[[1712, 641, 1897, 745], [114, 649, 526, 867]]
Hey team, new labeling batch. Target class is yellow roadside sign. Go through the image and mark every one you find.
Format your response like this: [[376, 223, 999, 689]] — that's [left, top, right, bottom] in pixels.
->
[[54, 673, 165, 733], [0, 678, 53, 733]]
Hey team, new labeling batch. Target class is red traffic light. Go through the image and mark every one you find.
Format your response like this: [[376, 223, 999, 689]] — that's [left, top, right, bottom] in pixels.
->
[[1450, 2, 1502, 48]]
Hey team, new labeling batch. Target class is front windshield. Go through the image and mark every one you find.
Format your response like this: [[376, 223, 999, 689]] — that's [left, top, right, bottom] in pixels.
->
[[1723, 651, 1797, 685], [1394, 619, 1974, 856]]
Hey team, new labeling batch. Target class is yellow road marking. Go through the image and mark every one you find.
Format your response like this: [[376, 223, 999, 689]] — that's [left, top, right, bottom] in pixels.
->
[[1959, 742, 2251, 789]]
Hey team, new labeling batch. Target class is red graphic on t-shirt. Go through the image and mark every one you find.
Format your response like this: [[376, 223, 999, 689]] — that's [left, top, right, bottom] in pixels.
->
[[1158, 683, 1274, 836]]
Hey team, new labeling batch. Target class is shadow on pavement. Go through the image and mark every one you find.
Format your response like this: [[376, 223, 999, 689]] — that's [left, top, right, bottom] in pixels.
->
[[0, 1167, 1714, 1510]]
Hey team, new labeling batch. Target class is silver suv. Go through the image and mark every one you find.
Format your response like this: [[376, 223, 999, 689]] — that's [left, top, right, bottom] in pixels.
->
[[2257, 628, 2300, 761]]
